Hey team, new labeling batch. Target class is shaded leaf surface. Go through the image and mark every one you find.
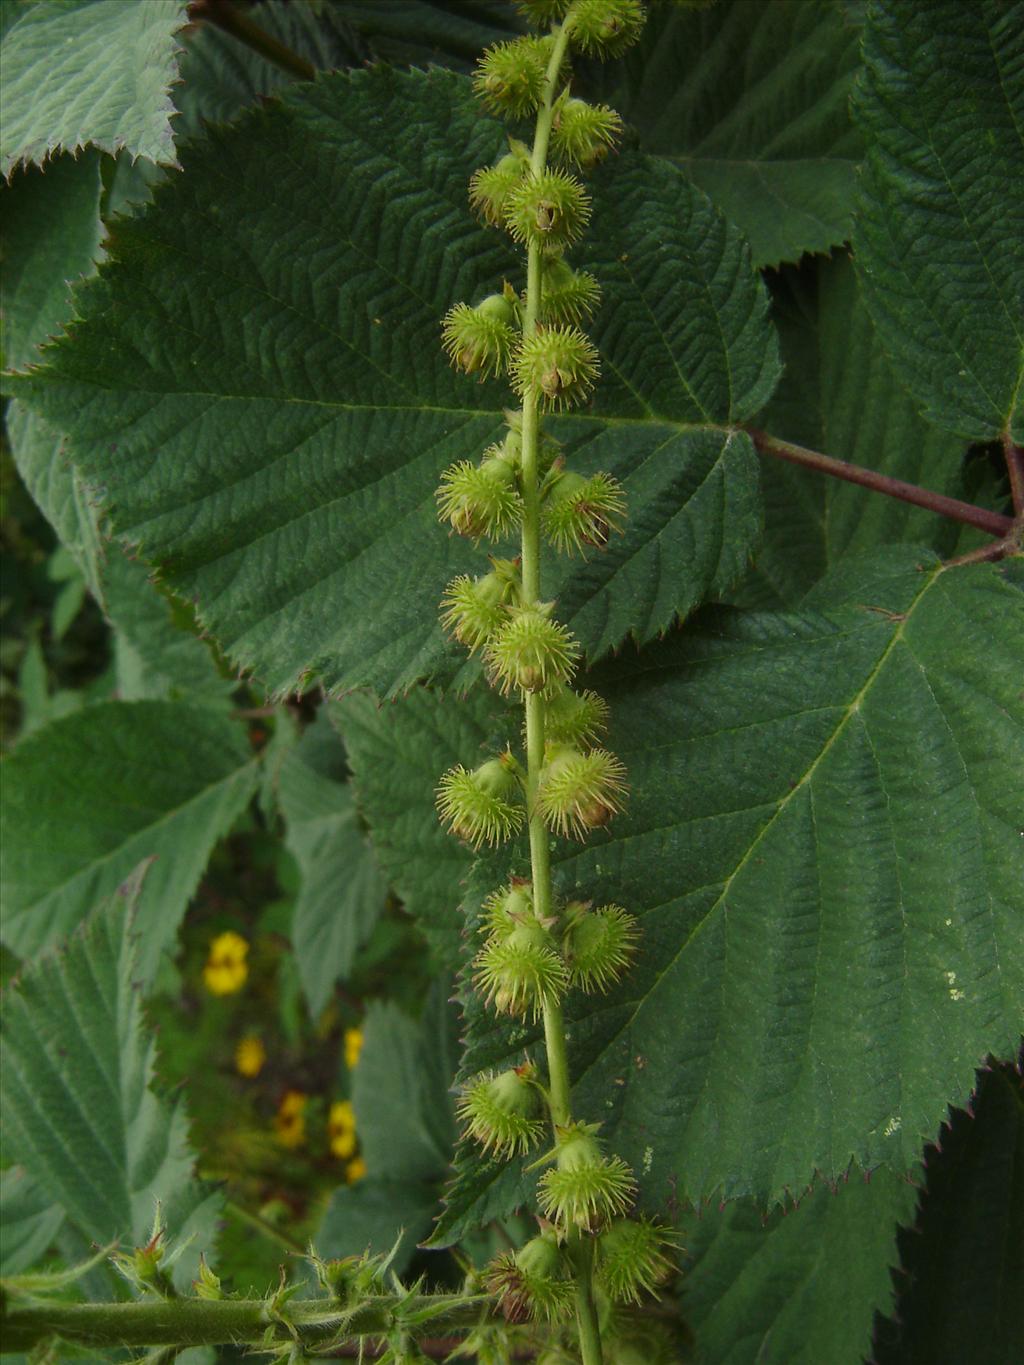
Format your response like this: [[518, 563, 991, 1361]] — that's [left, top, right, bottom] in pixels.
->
[[684, 1168, 918, 1365], [278, 716, 386, 1015], [592, 0, 863, 267], [853, 0, 1024, 440], [0, 0, 187, 177], [0, 1168, 65, 1275], [9, 69, 777, 697], [0, 700, 259, 979], [341, 555, 1024, 1208], [0, 877, 220, 1282]]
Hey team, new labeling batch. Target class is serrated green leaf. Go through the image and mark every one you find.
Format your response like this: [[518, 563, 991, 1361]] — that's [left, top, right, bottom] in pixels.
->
[[8, 68, 778, 697], [592, 0, 863, 267], [341, 555, 1024, 1209], [0, 1168, 65, 1275], [0, 874, 221, 1283], [0, 0, 187, 178], [875, 1061, 1024, 1365], [0, 151, 104, 371], [317, 1178, 440, 1271], [0, 700, 259, 980], [852, 0, 1024, 441], [738, 255, 972, 608], [684, 1168, 918, 1365], [278, 716, 386, 1016]]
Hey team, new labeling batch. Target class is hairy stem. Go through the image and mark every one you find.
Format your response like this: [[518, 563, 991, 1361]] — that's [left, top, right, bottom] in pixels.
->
[[745, 426, 1015, 537], [194, 0, 317, 81], [0, 1295, 498, 1354], [517, 19, 603, 1365]]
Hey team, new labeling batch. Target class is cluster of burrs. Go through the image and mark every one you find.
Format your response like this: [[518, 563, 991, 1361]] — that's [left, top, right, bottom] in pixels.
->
[[433, 0, 676, 1340]]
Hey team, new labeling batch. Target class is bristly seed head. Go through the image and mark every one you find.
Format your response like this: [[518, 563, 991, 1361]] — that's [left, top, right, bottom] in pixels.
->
[[469, 148, 530, 227], [484, 1228, 575, 1323], [551, 95, 624, 168], [595, 1216, 677, 1304], [538, 258, 602, 326], [567, 0, 648, 58], [504, 169, 591, 248], [457, 1065, 545, 1157], [537, 1120, 636, 1230], [436, 755, 524, 849], [473, 36, 552, 117], [542, 469, 625, 553], [563, 902, 639, 992], [441, 295, 517, 379], [440, 558, 522, 653], [537, 743, 627, 839], [486, 604, 579, 694], [542, 686, 610, 745], [513, 325, 600, 411], [436, 454, 523, 542], [474, 926, 568, 1018]]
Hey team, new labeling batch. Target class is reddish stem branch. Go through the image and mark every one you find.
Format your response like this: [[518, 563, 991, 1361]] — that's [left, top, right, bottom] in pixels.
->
[[1003, 431, 1024, 517], [190, 0, 317, 80], [744, 427, 1014, 539]]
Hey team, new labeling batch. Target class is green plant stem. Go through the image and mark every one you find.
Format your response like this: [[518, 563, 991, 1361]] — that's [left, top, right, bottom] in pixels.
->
[[0, 1294, 497, 1354], [745, 425, 1015, 537], [198, 0, 317, 81], [517, 19, 603, 1365]]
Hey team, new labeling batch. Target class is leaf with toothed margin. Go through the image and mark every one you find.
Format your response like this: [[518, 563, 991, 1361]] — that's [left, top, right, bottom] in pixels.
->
[[0, 0, 188, 178], [337, 552, 1024, 1212], [6, 68, 778, 699], [852, 0, 1024, 441]]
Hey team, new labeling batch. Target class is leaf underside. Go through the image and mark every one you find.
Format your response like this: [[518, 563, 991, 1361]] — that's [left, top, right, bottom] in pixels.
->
[[8, 68, 779, 699]]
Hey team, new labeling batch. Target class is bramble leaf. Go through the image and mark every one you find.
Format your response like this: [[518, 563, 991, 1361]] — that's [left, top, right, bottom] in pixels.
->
[[593, 0, 863, 267], [8, 68, 778, 698], [852, 0, 1024, 440], [339, 555, 1024, 1208], [0, 873, 220, 1282], [0, 0, 187, 178], [0, 700, 259, 980]]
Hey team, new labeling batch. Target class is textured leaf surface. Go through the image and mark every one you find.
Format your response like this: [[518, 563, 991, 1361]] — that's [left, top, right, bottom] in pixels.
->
[[853, 0, 1024, 440], [0, 0, 187, 177], [0, 1168, 64, 1275], [738, 256, 970, 609], [0, 876, 220, 1280], [0, 700, 259, 978], [330, 0, 521, 69], [9, 69, 778, 697], [278, 717, 386, 1015], [594, 0, 863, 267], [342, 555, 1024, 1207], [684, 1168, 918, 1365], [875, 1062, 1024, 1365]]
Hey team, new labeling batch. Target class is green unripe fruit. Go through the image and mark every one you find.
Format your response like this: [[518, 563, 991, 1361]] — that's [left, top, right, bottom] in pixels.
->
[[513, 325, 600, 410], [436, 754, 524, 849], [469, 149, 529, 227], [473, 36, 551, 117], [441, 294, 517, 378], [504, 169, 591, 247], [551, 95, 623, 168], [568, 0, 647, 56], [458, 1065, 545, 1156]]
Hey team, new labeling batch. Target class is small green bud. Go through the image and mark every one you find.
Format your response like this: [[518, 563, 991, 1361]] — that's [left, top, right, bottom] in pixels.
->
[[474, 925, 568, 1018], [484, 1228, 575, 1322], [440, 558, 521, 652], [539, 258, 602, 326], [542, 469, 625, 553], [436, 455, 522, 542], [469, 149, 530, 227], [457, 1064, 545, 1156], [513, 325, 600, 410], [485, 603, 580, 694], [441, 295, 517, 378], [474, 36, 551, 117], [537, 743, 627, 839], [537, 1120, 636, 1229], [563, 902, 639, 992], [504, 169, 591, 248], [567, 0, 647, 57], [192, 1254, 222, 1300], [551, 95, 624, 168], [437, 754, 525, 848], [543, 686, 609, 745], [596, 1216, 677, 1303]]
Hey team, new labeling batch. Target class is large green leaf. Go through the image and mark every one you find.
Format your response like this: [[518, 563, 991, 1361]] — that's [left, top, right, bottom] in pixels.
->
[[0, 1168, 65, 1275], [278, 715, 386, 1015], [683, 1167, 918, 1365], [591, 0, 863, 268], [0, 873, 220, 1283], [0, 0, 187, 178], [737, 255, 971, 609], [0, 700, 259, 979], [340, 553, 1024, 1208], [8, 68, 778, 698], [852, 0, 1024, 441]]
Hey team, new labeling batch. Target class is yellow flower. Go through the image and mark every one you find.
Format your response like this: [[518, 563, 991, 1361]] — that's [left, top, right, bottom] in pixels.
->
[[328, 1100, 357, 1160], [234, 1035, 266, 1078], [203, 931, 249, 996], [344, 1027, 364, 1069], [274, 1090, 308, 1149], [346, 1156, 367, 1183]]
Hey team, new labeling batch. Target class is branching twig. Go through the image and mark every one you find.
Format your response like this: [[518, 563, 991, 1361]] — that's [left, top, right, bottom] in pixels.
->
[[191, 0, 317, 81]]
